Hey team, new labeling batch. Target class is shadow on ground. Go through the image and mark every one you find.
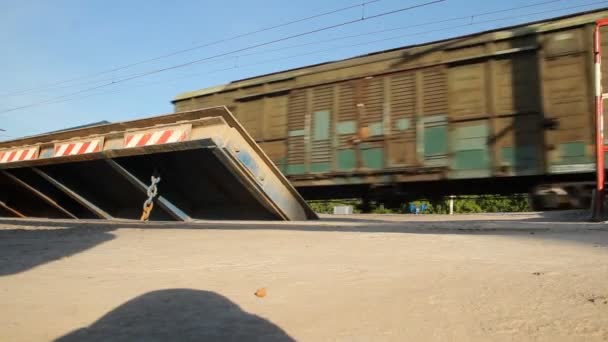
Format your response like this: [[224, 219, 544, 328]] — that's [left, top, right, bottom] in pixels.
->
[[55, 289, 294, 342], [0, 226, 115, 276], [0, 210, 601, 234], [0, 210, 606, 277]]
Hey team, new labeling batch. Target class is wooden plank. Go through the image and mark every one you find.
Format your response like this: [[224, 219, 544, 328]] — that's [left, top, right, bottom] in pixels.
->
[[310, 85, 333, 173]]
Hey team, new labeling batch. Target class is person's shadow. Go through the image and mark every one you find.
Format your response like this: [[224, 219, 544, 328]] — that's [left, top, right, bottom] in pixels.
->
[[55, 289, 295, 342]]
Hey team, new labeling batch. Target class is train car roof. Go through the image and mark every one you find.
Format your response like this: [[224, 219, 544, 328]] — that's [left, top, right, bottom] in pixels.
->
[[174, 7, 608, 102]]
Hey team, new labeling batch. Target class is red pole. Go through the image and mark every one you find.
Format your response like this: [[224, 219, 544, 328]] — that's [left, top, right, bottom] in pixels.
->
[[593, 22, 605, 221]]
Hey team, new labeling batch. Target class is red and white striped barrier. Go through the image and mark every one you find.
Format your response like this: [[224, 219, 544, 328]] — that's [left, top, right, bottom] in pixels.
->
[[54, 138, 103, 157], [124, 128, 188, 148], [0, 147, 39, 164]]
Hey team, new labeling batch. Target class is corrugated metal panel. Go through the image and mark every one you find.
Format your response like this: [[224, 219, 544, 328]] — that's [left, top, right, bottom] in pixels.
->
[[388, 71, 416, 166], [310, 85, 333, 173], [337, 82, 357, 122], [286, 90, 307, 175], [448, 63, 486, 119], [163, 10, 605, 189], [359, 77, 386, 170], [336, 82, 358, 170], [420, 67, 448, 167], [422, 67, 447, 115], [361, 77, 384, 132]]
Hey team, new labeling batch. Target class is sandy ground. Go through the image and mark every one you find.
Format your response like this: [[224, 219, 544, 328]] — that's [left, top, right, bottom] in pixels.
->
[[1, 212, 608, 341]]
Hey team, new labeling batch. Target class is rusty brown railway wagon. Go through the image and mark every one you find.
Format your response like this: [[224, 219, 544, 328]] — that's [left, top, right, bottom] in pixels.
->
[[173, 9, 608, 209]]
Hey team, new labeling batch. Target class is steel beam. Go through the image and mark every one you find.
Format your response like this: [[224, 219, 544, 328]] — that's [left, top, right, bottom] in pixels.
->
[[104, 159, 191, 221], [31, 167, 113, 220], [1, 170, 78, 219], [0, 200, 26, 218]]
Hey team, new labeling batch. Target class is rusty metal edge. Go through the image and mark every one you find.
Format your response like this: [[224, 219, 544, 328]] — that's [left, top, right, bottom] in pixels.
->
[[0, 200, 26, 218], [211, 108, 318, 220], [212, 147, 289, 220]]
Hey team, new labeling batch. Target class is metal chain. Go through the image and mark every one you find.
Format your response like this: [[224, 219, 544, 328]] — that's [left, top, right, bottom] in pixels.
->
[[140, 175, 161, 221]]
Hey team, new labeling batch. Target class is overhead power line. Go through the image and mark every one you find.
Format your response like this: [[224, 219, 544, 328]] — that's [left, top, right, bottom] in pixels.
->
[[0, 0, 383, 98], [29, 1, 608, 110], [237, 0, 568, 59], [0, 55, 231, 98], [0, 0, 446, 114], [0, 0, 568, 98]]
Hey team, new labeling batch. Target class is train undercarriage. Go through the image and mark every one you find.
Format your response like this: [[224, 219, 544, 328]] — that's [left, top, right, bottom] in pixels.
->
[[296, 173, 597, 211]]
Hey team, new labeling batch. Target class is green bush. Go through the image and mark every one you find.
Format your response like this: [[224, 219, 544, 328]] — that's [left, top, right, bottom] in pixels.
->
[[370, 203, 393, 214], [307, 199, 363, 214], [308, 194, 530, 214]]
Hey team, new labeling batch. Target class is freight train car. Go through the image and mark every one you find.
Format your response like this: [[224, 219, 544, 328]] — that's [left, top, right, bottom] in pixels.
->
[[173, 9, 608, 210]]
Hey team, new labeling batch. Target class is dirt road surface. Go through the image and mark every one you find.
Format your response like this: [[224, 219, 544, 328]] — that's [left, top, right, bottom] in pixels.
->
[[1, 212, 608, 341]]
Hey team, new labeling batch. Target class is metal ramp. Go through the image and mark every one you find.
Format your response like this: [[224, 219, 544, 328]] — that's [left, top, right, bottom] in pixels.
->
[[0, 107, 317, 221]]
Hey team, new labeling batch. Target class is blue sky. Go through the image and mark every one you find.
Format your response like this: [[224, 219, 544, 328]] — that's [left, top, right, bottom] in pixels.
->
[[1, 0, 607, 140]]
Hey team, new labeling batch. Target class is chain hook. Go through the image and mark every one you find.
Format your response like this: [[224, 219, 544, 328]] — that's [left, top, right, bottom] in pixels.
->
[[140, 174, 161, 222]]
